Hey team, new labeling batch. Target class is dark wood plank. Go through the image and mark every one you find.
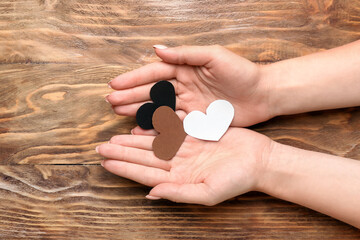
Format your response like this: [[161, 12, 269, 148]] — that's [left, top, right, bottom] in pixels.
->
[[1, 64, 359, 164], [0, 165, 359, 239], [1, 0, 359, 64]]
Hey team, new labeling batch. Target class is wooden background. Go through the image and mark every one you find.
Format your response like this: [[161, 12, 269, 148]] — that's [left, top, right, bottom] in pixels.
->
[[1, 0, 360, 239]]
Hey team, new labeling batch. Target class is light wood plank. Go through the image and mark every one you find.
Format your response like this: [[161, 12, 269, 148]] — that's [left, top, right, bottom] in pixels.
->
[[1, 64, 359, 164], [0, 64, 135, 164], [0, 0, 359, 64]]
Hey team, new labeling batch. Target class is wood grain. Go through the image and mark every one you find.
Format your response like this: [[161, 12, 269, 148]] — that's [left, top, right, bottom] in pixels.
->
[[0, 165, 359, 240], [0, 64, 136, 164], [1, 64, 359, 165], [253, 107, 360, 159], [1, 0, 360, 238], [1, 0, 359, 64]]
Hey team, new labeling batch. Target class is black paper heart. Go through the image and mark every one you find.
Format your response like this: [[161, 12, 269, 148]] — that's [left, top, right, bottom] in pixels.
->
[[136, 81, 175, 129]]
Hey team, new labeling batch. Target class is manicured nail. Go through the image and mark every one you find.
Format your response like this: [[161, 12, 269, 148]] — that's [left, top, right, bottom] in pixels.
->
[[146, 195, 161, 200], [101, 160, 105, 167], [108, 81, 112, 89], [153, 45, 168, 50], [105, 95, 109, 103], [130, 128, 135, 135], [95, 146, 99, 153]]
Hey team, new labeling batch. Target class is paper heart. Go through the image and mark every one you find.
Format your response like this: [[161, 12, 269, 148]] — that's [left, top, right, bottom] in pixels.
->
[[152, 106, 186, 160], [183, 100, 234, 141], [136, 81, 175, 129]]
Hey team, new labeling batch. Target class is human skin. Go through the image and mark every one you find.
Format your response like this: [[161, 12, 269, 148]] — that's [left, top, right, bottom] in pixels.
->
[[97, 128, 272, 207], [106, 40, 360, 128], [96, 128, 360, 228], [264, 39, 360, 116], [106, 44, 272, 127], [99, 41, 360, 228]]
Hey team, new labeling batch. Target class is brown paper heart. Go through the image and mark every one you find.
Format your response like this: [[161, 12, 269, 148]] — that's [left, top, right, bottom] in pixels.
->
[[152, 106, 187, 160]]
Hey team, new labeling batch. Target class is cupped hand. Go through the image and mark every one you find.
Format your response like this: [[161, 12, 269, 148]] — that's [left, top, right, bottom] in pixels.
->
[[96, 128, 273, 205], [107, 45, 274, 127]]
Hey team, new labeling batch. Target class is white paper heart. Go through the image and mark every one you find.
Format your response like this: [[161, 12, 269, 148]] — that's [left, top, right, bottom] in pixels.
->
[[183, 100, 234, 141]]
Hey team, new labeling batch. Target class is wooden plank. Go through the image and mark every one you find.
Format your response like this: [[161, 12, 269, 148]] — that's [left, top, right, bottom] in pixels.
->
[[0, 165, 359, 239], [1, 0, 359, 237], [253, 107, 360, 159], [1, 0, 359, 64], [0, 64, 136, 164], [1, 64, 360, 164]]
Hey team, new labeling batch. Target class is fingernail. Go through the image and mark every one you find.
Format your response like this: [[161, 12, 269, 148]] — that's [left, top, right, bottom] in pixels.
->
[[101, 160, 105, 167], [105, 95, 109, 103], [95, 146, 99, 153], [108, 80, 112, 88], [130, 128, 135, 135], [146, 195, 161, 200], [153, 45, 168, 50]]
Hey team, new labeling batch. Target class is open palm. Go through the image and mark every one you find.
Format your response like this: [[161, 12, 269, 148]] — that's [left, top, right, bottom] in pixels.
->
[[107, 45, 273, 127], [97, 127, 272, 205]]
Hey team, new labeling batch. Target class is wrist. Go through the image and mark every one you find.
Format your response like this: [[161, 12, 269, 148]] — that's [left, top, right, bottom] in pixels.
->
[[252, 137, 279, 192], [258, 63, 286, 118], [254, 141, 297, 196]]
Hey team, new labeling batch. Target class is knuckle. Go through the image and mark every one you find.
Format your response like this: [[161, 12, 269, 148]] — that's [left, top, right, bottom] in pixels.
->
[[177, 45, 188, 64]]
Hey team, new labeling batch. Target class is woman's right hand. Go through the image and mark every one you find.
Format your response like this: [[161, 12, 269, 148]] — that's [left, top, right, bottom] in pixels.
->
[[107, 45, 276, 127], [97, 127, 273, 206]]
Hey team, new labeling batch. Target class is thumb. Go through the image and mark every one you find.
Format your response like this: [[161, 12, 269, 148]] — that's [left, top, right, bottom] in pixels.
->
[[153, 45, 222, 66], [147, 182, 218, 206]]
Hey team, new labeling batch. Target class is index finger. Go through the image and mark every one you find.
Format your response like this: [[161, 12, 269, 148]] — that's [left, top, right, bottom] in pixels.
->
[[110, 62, 177, 90], [102, 160, 170, 187]]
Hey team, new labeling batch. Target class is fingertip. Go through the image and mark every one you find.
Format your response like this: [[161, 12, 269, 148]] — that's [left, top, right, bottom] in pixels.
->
[[145, 195, 162, 200], [153, 44, 168, 50], [109, 135, 120, 144], [150, 183, 216, 205], [156, 45, 217, 66], [108, 80, 113, 89], [101, 159, 118, 169], [112, 104, 140, 117], [106, 92, 120, 105], [153, 45, 174, 62], [101, 159, 116, 169], [131, 126, 141, 135], [148, 183, 172, 199], [110, 74, 129, 90], [96, 143, 112, 156], [132, 126, 158, 136]]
